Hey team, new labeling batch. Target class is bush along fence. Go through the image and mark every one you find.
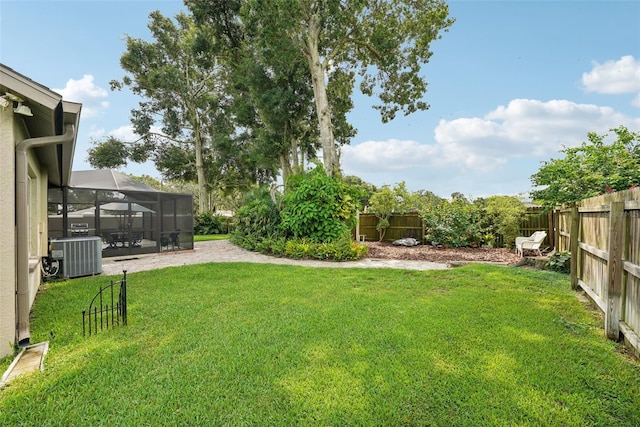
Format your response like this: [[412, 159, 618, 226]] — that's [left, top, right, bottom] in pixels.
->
[[556, 188, 640, 356], [83, 270, 128, 336], [356, 207, 553, 248]]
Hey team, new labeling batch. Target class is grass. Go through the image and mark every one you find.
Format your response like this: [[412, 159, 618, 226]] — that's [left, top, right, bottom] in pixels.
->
[[1, 264, 639, 425], [194, 233, 230, 242]]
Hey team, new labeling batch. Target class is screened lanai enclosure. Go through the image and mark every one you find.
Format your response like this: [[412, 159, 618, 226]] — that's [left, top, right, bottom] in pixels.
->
[[48, 170, 193, 258]]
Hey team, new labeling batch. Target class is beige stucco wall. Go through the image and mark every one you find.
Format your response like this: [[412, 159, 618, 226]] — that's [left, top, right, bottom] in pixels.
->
[[0, 108, 16, 359], [0, 108, 49, 359], [26, 151, 47, 309]]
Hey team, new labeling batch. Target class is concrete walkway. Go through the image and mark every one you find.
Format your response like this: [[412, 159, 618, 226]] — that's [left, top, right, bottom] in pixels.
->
[[1, 342, 48, 389], [101, 240, 448, 276]]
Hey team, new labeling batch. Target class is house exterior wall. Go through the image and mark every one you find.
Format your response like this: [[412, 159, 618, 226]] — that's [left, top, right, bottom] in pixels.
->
[[12, 117, 47, 318], [1, 64, 81, 359], [26, 151, 47, 309], [0, 107, 16, 359], [0, 107, 50, 359]]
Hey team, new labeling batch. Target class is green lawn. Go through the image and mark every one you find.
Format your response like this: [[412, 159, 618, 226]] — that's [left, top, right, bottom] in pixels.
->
[[1, 264, 639, 426], [194, 233, 230, 242]]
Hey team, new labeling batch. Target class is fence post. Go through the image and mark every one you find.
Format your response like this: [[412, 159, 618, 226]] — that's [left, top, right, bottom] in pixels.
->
[[553, 208, 559, 251], [605, 201, 625, 341], [570, 204, 580, 290], [548, 210, 554, 250]]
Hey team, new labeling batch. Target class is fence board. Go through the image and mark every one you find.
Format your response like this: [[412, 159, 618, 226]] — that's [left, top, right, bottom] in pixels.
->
[[605, 202, 624, 339], [563, 187, 640, 354], [624, 205, 640, 349], [520, 207, 552, 246], [619, 322, 640, 358], [570, 205, 580, 290], [578, 242, 608, 261], [581, 212, 609, 250], [629, 208, 640, 266], [358, 213, 424, 242], [556, 210, 572, 252], [625, 275, 640, 337], [580, 250, 606, 300], [579, 279, 606, 312]]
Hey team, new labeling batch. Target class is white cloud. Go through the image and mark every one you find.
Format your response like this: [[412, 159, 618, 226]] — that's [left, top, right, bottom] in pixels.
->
[[108, 125, 138, 141], [53, 74, 109, 118], [433, 98, 634, 169], [343, 98, 637, 179], [582, 55, 640, 98], [87, 124, 166, 142], [341, 139, 439, 173], [86, 126, 107, 139]]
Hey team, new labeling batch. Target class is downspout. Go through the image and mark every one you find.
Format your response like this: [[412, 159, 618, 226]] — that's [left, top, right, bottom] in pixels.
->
[[15, 124, 75, 346]]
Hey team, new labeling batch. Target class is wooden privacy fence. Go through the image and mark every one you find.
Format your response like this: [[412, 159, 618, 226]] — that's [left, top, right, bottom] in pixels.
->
[[357, 212, 424, 243], [521, 207, 554, 247], [356, 208, 553, 247], [555, 188, 640, 355]]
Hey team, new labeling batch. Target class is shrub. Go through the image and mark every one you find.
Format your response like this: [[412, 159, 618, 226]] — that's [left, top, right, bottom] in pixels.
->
[[484, 195, 526, 248], [285, 239, 312, 259], [368, 182, 415, 241], [239, 233, 368, 261], [345, 239, 369, 260], [280, 165, 360, 243], [267, 237, 287, 256], [270, 236, 368, 261], [546, 251, 571, 274], [194, 212, 225, 235], [231, 187, 282, 246], [230, 178, 367, 261], [420, 199, 483, 247]]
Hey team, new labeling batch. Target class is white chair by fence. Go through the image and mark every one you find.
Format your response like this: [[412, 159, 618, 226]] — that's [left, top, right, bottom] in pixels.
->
[[515, 231, 547, 257]]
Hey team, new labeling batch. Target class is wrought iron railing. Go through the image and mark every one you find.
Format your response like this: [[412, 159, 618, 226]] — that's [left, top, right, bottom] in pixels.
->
[[83, 270, 128, 336]]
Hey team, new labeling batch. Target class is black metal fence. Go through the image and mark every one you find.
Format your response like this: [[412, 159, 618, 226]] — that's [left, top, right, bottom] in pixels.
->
[[83, 270, 128, 336]]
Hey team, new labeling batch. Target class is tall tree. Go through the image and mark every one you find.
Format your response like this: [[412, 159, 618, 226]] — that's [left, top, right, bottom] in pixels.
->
[[531, 126, 640, 207], [237, 46, 320, 183], [109, 11, 229, 213], [187, 0, 351, 183], [86, 136, 129, 169], [188, 0, 454, 176]]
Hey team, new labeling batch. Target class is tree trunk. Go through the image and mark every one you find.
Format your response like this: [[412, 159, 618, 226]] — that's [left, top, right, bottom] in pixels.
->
[[194, 124, 209, 214], [304, 16, 339, 176], [290, 131, 299, 172], [280, 153, 292, 185]]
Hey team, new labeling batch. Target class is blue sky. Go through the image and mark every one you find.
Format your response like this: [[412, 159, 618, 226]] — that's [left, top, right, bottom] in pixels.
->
[[2, 0, 639, 199]]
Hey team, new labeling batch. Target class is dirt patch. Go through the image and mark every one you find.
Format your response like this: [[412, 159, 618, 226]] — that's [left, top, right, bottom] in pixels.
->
[[365, 241, 522, 265]]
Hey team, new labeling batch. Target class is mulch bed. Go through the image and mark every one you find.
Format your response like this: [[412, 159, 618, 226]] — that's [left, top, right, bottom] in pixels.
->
[[364, 241, 523, 265]]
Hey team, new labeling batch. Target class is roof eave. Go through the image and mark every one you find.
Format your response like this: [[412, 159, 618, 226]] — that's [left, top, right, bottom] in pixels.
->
[[1, 64, 82, 186]]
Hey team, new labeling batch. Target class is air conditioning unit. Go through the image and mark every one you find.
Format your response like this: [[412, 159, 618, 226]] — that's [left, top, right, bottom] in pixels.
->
[[50, 236, 102, 278]]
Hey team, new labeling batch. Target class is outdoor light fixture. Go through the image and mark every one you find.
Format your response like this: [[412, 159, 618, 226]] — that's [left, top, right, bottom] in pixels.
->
[[14, 103, 33, 116], [3, 92, 24, 102], [2, 92, 33, 116]]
